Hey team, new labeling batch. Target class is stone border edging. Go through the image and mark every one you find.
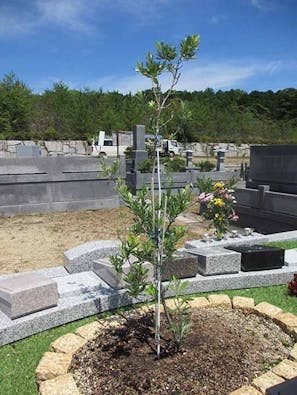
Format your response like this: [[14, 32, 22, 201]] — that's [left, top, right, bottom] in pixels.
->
[[35, 295, 297, 395]]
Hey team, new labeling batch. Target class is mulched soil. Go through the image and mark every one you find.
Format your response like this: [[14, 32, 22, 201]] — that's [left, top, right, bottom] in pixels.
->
[[71, 307, 294, 395]]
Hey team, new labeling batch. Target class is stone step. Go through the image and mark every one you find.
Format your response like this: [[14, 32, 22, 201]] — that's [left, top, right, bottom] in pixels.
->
[[285, 249, 297, 267], [55, 271, 112, 298], [186, 247, 241, 276]]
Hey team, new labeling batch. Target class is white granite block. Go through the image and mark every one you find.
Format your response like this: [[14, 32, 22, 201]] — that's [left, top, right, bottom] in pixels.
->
[[64, 240, 121, 273], [187, 247, 241, 276], [0, 273, 58, 319]]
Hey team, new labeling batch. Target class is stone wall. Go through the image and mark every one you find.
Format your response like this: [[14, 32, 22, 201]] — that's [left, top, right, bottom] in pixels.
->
[[0, 140, 89, 158], [0, 156, 126, 216], [0, 139, 251, 158]]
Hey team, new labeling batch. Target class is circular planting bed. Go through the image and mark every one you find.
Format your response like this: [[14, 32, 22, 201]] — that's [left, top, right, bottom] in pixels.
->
[[36, 295, 297, 395]]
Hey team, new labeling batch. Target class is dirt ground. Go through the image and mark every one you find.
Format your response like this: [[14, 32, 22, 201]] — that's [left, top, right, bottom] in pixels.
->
[[0, 203, 208, 275], [71, 308, 292, 395]]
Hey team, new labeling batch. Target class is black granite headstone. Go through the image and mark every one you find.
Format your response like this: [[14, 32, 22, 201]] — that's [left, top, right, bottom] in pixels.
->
[[226, 244, 284, 272]]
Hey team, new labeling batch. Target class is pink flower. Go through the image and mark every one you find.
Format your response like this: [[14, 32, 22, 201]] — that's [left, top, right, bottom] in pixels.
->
[[232, 214, 239, 221], [198, 192, 206, 201]]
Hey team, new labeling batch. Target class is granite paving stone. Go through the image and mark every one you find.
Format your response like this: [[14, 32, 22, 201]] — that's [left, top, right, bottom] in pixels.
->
[[50, 333, 87, 354], [273, 312, 297, 333], [252, 371, 284, 393], [208, 294, 232, 307], [254, 302, 283, 319], [229, 385, 262, 395], [232, 296, 255, 310], [188, 297, 210, 309], [272, 359, 297, 379], [75, 321, 102, 340], [39, 373, 80, 395], [35, 352, 72, 382], [290, 343, 297, 360]]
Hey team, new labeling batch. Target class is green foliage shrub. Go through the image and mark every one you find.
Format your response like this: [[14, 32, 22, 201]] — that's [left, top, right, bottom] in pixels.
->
[[196, 160, 215, 172], [138, 156, 186, 173]]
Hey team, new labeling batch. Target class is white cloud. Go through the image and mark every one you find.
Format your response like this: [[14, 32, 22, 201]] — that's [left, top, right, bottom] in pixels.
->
[[81, 59, 282, 93], [0, 0, 173, 37], [209, 15, 226, 24], [36, 0, 95, 33], [250, 0, 274, 11], [0, 0, 97, 37]]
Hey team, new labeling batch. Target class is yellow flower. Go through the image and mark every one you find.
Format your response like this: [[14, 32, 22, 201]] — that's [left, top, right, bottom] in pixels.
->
[[215, 213, 220, 218], [211, 198, 225, 207], [213, 182, 224, 190]]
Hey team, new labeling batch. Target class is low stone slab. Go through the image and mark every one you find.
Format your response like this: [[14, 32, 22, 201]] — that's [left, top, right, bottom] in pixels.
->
[[273, 312, 297, 334], [284, 248, 297, 267], [232, 296, 255, 310], [208, 294, 232, 308], [75, 321, 102, 340], [36, 352, 72, 382], [252, 371, 284, 393], [64, 240, 121, 273], [272, 359, 297, 379], [50, 333, 87, 354], [254, 302, 283, 319], [161, 254, 199, 281], [0, 273, 58, 319], [39, 373, 80, 395], [185, 232, 268, 250], [93, 256, 154, 289], [188, 297, 210, 309], [229, 385, 261, 395], [187, 247, 241, 276]]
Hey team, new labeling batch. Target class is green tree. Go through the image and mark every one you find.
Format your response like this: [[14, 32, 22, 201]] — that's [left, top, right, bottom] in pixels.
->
[[0, 72, 32, 139], [111, 35, 200, 358]]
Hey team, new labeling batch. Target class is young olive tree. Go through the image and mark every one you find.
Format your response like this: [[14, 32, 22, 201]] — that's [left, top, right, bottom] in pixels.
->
[[111, 35, 200, 358]]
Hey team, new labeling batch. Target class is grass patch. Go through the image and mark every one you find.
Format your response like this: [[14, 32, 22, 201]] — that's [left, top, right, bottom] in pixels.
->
[[0, 285, 296, 395], [266, 240, 297, 250]]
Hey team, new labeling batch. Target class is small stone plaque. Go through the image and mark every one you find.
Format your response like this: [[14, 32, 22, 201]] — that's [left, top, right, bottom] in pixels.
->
[[93, 256, 154, 289], [227, 244, 284, 272], [161, 255, 199, 281], [0, 273, 58, 319]]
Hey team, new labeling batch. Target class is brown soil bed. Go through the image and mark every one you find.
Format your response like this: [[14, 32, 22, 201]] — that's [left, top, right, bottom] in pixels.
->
[[0, 203, 209, 275], [71, 308, 293, 395]]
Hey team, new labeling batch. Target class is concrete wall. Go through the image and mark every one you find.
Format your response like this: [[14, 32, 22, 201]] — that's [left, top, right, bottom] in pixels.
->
[[235, 187, 297, 233], [126, 169, 239, 194], [0, 157, 125, 216], [247, 145, 297, 194], [0, 139, 251, 158]]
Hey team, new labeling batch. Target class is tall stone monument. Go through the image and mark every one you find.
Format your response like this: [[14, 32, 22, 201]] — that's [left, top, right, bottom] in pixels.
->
[[131, 125, 148, 172]]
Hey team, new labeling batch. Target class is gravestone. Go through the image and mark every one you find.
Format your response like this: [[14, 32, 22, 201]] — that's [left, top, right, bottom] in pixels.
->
[[227, 244, 284, 271], [161, 254, 199, 281], [130, 125, 148, 172]]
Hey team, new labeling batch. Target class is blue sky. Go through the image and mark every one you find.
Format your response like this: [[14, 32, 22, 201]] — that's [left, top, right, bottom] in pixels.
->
[[0, 0, 296, 93]]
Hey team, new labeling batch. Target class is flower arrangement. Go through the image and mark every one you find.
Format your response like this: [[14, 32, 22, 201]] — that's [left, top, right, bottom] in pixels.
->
[[198, 180, 238, 239]]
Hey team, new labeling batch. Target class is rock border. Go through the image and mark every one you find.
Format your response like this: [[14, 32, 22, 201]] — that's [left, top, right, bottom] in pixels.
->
[[35, 295, 297, 395]]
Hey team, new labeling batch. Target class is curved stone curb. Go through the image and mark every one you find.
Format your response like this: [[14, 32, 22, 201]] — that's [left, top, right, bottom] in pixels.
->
[[35, 296, 297, 395]]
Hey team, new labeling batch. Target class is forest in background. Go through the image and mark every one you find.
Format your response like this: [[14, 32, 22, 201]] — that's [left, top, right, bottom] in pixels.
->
[[0, 72, 296, 143]]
